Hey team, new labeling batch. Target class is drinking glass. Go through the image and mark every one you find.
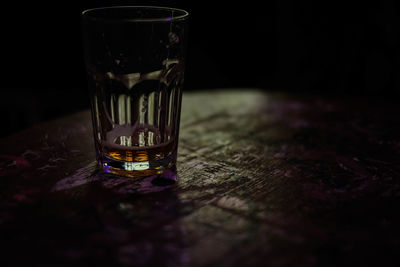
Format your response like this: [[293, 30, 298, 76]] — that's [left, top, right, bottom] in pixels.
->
[[81, 6, 189, 178]]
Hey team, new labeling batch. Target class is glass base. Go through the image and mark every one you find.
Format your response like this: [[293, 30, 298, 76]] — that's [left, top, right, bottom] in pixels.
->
[[99, 153, 176, 178]]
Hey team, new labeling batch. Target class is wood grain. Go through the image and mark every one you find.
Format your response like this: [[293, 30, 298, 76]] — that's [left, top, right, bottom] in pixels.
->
[[0, 90, 399, 266]]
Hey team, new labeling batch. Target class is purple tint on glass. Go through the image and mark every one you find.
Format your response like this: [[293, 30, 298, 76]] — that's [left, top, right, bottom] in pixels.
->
[[166, 17, 172, 21]]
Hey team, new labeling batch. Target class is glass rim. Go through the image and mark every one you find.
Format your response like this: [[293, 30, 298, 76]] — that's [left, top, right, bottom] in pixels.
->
[[81, 6, 189, 23]]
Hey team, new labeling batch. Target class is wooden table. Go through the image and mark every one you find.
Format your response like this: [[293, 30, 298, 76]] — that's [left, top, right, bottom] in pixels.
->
[[1, 90, 399, 266]]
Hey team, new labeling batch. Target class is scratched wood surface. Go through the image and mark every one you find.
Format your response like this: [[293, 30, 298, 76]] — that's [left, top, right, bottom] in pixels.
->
[[0, 90, 399, 266]]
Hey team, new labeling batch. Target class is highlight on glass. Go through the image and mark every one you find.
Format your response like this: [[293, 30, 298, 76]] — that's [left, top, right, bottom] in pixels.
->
[[81, 6, 189, 178]]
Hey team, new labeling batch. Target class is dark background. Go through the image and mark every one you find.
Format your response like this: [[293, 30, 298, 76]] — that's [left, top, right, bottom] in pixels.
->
[[1, 1, 400, 137]]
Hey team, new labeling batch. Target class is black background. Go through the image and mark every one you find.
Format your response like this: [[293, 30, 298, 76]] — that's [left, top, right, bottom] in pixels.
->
[[2, 0, 400, 137]]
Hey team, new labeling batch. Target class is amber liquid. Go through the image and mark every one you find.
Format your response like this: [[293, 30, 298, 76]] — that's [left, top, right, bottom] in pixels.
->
[[103, 140, 174, 163], [102, 140, 175, 177]]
